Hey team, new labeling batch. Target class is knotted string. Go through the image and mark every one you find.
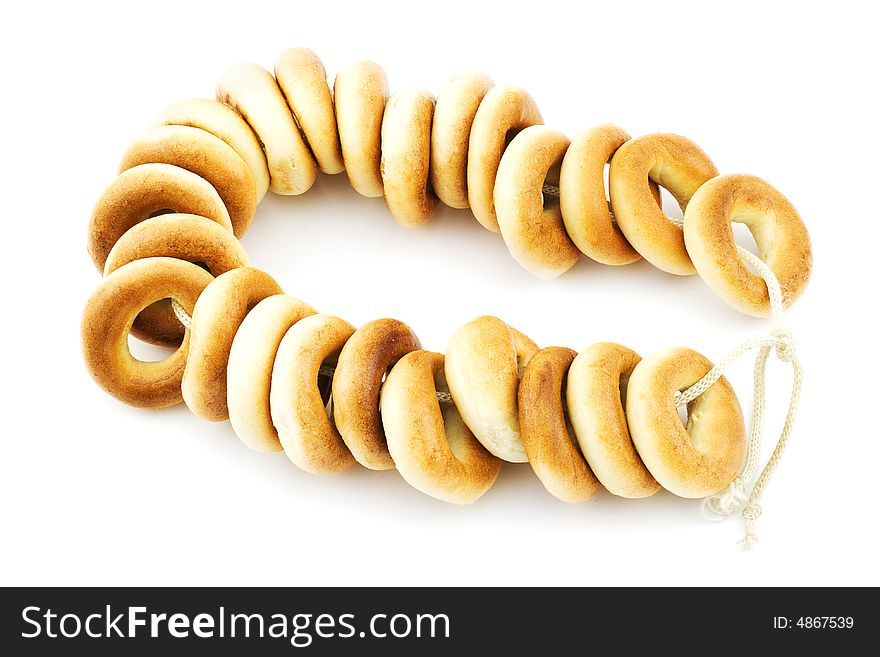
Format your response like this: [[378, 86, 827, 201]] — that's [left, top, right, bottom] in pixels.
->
[[667, 218, 802, 549]]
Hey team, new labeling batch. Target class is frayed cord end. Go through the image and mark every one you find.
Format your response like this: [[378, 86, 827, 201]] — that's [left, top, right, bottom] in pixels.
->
[[738, 504, 762, 550]]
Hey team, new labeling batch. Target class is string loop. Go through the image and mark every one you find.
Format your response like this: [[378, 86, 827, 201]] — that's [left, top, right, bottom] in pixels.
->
[[684, 245, 802, 549]]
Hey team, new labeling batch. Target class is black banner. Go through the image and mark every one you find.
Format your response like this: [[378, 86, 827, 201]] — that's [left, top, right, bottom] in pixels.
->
[[0, 587, 866, 654]]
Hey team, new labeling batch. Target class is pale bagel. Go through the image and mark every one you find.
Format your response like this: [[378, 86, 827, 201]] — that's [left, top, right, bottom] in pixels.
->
[[430, 73, 494, 209], [467, 86, 542, 231], [275, 47, 344, 175], [119, 125, 256, 237], [494, 125, 579, 278], [566, 342, 659, 498], [626, 347, 746, 498], [380, 88, 438, 226], [334, 61, 388, 197], [81, 258, 212, 408], [103, 214, 249, 347], [270, 314, 357, 474], [216, 63, 317, 195], [332, 319, 421, 470], [518, 347, 600, 503], [559, 124, 642, 266], [609, 133, 718, 275], [88, 163, 232, 272], [226, 294, 317, 452], [182, 268, 284, 422], [445, 316, 539, 463], [153, 98, 271, 202], [683, 173, 813, 317], [381, 351, 501, 504]]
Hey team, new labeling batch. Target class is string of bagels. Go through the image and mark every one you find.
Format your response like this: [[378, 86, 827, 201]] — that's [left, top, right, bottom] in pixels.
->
[[82, 47, 812, 548]]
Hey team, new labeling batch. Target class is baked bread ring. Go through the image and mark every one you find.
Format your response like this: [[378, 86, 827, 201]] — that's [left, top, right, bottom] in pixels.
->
[[381, 350, 501, 504], [81, 257, 212, 408], [332, 318, 422, 470], [566, 343, 659, 498], [467, 86, 543, 231], [445, 316, 539, 463], [182, 267, 284, 422], [88, 163, 232, 272], [275, 47, 344, 175], [683, 174, 813, 316], [226, 294, 317, 452], [103, 214, 249, 347], [380, 88, 438, 226], [152, 98, 271, 202], [334, 61, 388, 198], [271, 315, 357, 474], [119, 125, 256, 237], [216, 63, 317, 195], [494, 125, 579, 278], [559, 124, 642, 266], [609, 133, 719, 275], [430, 73, 494, 209], [626, 347, 746, 498], [518, 347, 600, 503]]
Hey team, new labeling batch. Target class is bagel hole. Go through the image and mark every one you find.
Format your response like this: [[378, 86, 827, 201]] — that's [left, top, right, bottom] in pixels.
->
[[147, 208, 175, 218], [676, 400, 689, 428], [434, 368, 468, 461], [190, 261, 212, 274], [618, 372, 630, 410], [732, 222, 761, 271], [503, 128, 521, 150], [541, 161, 563, 210], [658, 186, 684, 224], [604, 163, 616, 220], [317, 357, 337, 417], [127, 333, 176, 362]]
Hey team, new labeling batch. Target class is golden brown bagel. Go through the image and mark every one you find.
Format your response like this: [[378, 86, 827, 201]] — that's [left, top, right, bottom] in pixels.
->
[[334, 61, 388, 197], [467, 86, 542, 231], [445, 316, 539, 463], [494, 125, 579, 278], [332, 319, 422, 471], [430, 73, 494, 209], [88, 163, 232, 272], [119, 125, 256, 237], [381, 351, 501, 504], [153, 98, 271, 202], [626, 347, 746, 498], [216, 63, 318, 195], [518, 347, 600, 503], [275, 47, 344, 175], [103, 214, 249, 347], [559, 124, 642, 266], [270, 315, 357, 474], [683, 173, 812, 316], [380, 88, 438, 226], [226, 294, 317, 452], [81, 258, 212, 408], [609, 133, 718, 275], [566, 343, 659, 498], [182, 268, 284, 422]]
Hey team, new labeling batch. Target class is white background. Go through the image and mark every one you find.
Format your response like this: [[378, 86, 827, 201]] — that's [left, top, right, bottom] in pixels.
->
[[2, 0, 878, 587]]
